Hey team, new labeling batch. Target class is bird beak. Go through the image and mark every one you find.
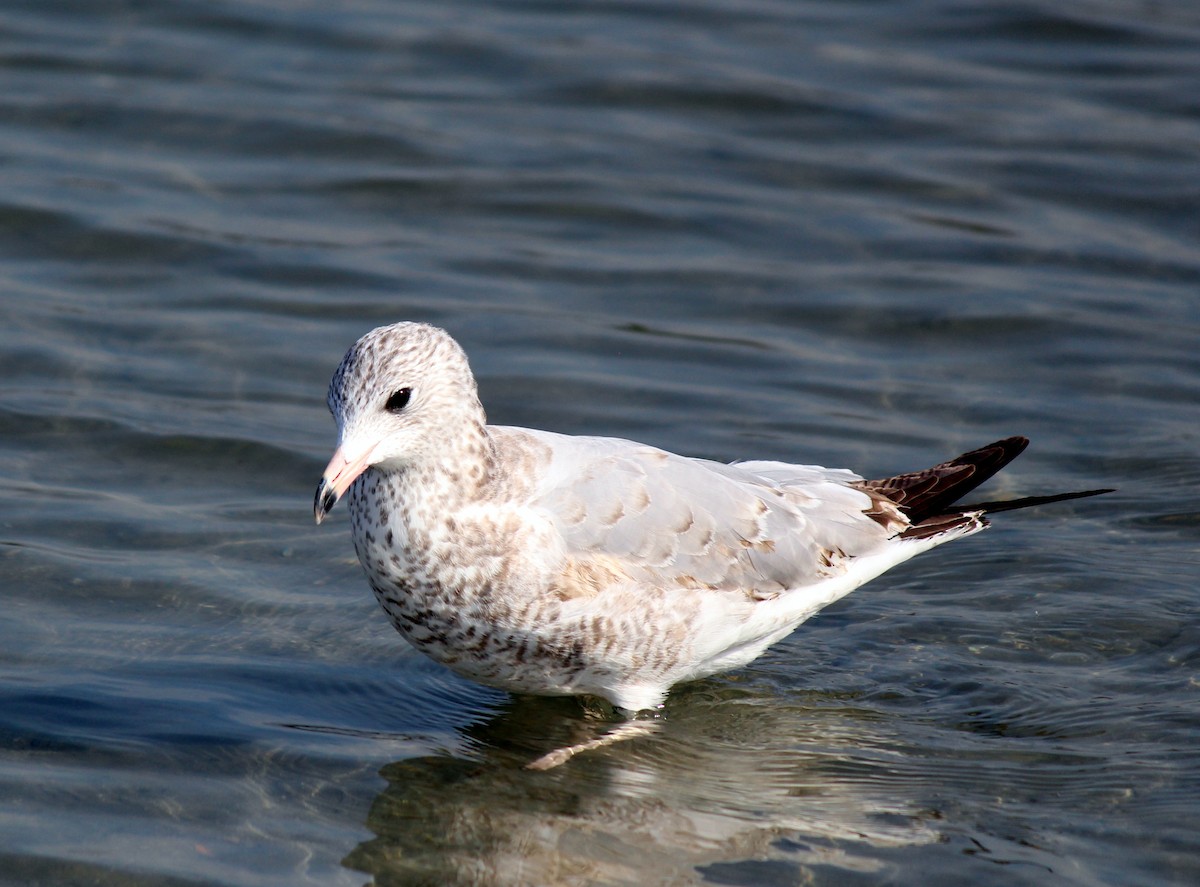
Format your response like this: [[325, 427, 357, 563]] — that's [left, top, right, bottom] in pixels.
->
[[314, 443, 375, 524]]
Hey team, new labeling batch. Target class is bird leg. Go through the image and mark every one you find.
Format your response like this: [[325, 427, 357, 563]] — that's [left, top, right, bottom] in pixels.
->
[[525, 718, 661, 770]]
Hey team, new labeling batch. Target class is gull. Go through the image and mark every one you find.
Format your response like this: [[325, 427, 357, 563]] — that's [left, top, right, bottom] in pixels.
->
[[314, 322, 1110, 715]]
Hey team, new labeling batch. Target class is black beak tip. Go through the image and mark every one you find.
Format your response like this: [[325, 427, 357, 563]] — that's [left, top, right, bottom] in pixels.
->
[[314, 480, 338, 525]]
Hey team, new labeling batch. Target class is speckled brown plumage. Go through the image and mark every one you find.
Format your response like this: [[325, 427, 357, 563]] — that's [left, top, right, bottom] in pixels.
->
[[314, 322, 1111, 712]]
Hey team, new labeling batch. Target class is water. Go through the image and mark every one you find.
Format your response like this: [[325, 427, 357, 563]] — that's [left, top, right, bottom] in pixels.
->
[[1, 0, 1197, 884]]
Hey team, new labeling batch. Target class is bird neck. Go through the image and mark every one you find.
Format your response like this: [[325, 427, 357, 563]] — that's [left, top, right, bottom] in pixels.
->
[[391, 413, 498, 510]]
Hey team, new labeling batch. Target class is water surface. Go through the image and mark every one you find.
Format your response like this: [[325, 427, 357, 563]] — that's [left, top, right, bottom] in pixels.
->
[[1, 1, 1198, 885]]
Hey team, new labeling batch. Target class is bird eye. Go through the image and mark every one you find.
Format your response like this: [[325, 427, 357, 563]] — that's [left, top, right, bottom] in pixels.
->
[[384, 387, 412, 413]]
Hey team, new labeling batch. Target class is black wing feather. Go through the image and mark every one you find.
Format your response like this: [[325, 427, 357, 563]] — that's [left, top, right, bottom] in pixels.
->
[[855, 436, 1111, 538]]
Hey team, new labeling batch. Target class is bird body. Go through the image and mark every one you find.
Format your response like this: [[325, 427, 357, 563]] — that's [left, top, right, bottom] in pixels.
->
[[315, 322, 1107, 712]]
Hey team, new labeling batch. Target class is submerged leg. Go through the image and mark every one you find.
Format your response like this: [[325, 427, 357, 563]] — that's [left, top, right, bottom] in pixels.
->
[[525, 719, 660, 770]]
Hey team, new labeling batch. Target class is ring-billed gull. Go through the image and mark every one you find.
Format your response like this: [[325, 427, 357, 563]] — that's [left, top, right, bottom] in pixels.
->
[[314, 322, 1110, 713]]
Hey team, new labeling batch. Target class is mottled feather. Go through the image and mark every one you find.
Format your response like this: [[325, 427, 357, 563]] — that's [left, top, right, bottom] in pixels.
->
[[314, 322, 1111, 712]]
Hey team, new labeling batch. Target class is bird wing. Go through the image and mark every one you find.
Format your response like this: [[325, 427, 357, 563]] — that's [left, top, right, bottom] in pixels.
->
[[499, 428, 905, 597]]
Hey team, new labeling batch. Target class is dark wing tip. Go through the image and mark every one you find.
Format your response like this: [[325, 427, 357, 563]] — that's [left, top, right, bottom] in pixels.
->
[[958, 487, 1115, 515], [857, 436, 1113, 529], [856, 436, 1032, 523]]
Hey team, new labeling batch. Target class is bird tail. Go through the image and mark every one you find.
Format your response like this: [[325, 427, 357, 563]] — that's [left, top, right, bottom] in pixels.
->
[[854, 436, 1112, 540]]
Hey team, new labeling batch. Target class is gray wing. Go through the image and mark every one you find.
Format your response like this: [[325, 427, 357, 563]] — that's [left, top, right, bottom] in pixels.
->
[[513, 429, 907, 597]]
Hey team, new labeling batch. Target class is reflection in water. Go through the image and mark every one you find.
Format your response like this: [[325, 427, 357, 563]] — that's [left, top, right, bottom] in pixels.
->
[[345, 688, 937, 885], [2, 0, 1191, 880]]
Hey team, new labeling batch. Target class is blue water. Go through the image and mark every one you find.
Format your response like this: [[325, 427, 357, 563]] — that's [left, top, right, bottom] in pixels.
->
[[1, 1, 1198, 884]]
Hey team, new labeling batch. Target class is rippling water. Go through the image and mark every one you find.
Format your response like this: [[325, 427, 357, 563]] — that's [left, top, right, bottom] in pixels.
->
[[2, 1, 1198, 884]]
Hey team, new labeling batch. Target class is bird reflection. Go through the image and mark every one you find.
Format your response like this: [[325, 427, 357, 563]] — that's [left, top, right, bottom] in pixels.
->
[[343, 683, 938, 885]]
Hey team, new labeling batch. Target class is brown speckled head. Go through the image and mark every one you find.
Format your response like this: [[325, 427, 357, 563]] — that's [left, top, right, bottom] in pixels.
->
[[327, 322, 480, 431], [315, 322, 487, 522]]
